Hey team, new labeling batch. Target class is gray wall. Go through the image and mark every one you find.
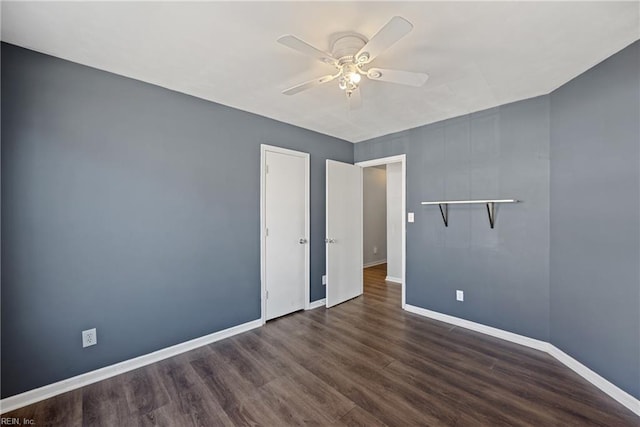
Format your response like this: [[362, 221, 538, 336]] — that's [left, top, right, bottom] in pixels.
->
[[355, 96, 551, 341], [363, 167, 387, 266], [1, 43, 353, 398], [550, 40, 640, 399]]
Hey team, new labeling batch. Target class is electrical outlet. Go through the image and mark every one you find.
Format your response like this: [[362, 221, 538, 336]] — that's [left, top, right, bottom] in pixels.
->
[[322, 275, 327, 285], [456, 290, 464, 302], [373, 246, 378, 254], [82, 328, 97, 348], [408, 212, 415, 223]]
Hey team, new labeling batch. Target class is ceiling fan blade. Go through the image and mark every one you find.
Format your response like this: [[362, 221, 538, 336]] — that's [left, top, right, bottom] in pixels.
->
[[277, 35, 337, 65], [282, 74, 337, 96], [355, 16, 413, 64], [367, 68, 429, 87], [347, 88, 362, 111]]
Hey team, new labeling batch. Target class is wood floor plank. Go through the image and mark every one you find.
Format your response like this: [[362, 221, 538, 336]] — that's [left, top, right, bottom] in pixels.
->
[[253, 376, 336, 426], [333, 406, 388, 427], [123, 366, 171, 416], [82, 376, 132, 426], [3, 263, 638, 426], [275, 314, 396, 370], [189, 349, 261, 412], [235, 332, 357, 423], [137, 402, 193, 427], [31, 389, 82, 427], [209, 339, 278, 388], [382, 360, 522, 427], [153, 357, 235, 426], [300, 355, 436, 426]]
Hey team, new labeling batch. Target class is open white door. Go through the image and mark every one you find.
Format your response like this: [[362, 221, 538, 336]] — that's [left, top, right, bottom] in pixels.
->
[[326, 160, 363, 308]]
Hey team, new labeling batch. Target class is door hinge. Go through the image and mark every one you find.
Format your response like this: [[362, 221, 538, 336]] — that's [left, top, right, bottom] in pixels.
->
[[266, 228, 269, 237], [266, 164, 269, 174], [266, 290, 269, 299]]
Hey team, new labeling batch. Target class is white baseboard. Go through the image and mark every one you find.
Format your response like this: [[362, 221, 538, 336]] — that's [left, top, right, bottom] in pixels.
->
[[546, 345, 640, 416], [307, 299, 326, 310], [404, 304, 640, 416], [404, 305, 549, 352], [0, 318, 262, 414], [363, 259, 386, 268], [385, 276, 402, 284]]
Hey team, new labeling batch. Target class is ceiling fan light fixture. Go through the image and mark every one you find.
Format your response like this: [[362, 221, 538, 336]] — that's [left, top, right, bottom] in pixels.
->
[[338, 64, 361, 91], [338, 77, 348, 90]]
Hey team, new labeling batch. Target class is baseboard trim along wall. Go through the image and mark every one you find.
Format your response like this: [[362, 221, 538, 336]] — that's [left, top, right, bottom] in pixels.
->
[[0, 318, 263, 414], [404, 304, 640, 416], [385, 276, 402, 284], [3, 306, 637, 417], [363, 259, 386, 268], [307, 299, 326, 310], [545, 345, 640, 416], [404, 304, 549, 351]]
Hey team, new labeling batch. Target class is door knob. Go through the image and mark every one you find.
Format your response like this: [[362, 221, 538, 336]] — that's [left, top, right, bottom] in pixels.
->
[[299, 238, 307, 244]]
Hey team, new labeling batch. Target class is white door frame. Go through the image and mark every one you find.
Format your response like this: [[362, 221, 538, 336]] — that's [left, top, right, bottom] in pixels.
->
[[355, 154, 407, 308], [260, 144, 310, 324]]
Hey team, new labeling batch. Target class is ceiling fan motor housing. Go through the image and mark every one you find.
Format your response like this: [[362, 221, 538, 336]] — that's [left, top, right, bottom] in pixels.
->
[[330, 33, 367, 63]]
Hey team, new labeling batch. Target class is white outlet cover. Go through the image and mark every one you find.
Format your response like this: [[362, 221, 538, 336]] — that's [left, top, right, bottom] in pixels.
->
[[408, 212, 415, 223], [322, 275, 326, 285], [82, 328, 97, 348], [456, 290, 464, 302]]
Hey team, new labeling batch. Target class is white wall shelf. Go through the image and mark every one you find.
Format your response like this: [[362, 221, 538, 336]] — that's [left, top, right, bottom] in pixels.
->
[[420, 199, 519, 229]]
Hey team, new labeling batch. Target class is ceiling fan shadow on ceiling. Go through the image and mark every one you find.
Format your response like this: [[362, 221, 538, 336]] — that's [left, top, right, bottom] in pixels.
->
[[277, 16, 429, 110]]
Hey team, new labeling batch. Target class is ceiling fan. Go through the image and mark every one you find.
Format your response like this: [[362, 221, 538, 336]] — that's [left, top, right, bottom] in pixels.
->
[[278, 16, 429, 109]]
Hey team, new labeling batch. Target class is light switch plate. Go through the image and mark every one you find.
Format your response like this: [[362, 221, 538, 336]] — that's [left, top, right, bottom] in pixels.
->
[[408, 212, 415, 223], [456, 290, 464, 302]]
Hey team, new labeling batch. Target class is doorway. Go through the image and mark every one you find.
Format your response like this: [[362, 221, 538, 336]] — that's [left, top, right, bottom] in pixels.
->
[[260, 145, 310, 322], [356, 155, 406, 308], [362, 165, 389, 270]]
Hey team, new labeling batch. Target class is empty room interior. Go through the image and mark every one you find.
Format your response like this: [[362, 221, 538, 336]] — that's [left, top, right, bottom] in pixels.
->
[[1, 1, 639, 425]]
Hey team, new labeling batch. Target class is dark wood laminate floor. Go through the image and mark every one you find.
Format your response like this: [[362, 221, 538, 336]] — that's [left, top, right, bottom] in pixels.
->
[[5, 264, 638, 426]]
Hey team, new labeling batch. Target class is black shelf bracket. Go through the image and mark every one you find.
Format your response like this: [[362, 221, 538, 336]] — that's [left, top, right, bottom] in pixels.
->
[[438, 203, 449, 227], [486, 202, 496, 229]]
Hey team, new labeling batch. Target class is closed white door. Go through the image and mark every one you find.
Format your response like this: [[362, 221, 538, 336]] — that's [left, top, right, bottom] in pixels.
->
[[264, 150, 307, 320], [326, 160, 363, 308]]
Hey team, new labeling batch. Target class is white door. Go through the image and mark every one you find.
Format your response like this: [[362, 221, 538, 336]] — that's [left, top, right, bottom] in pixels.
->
[[326, 160, 363, 308], [264, 149, 308, 320]]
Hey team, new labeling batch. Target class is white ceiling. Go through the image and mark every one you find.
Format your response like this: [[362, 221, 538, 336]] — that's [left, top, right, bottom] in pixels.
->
[[2, 2, 638, 143]]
